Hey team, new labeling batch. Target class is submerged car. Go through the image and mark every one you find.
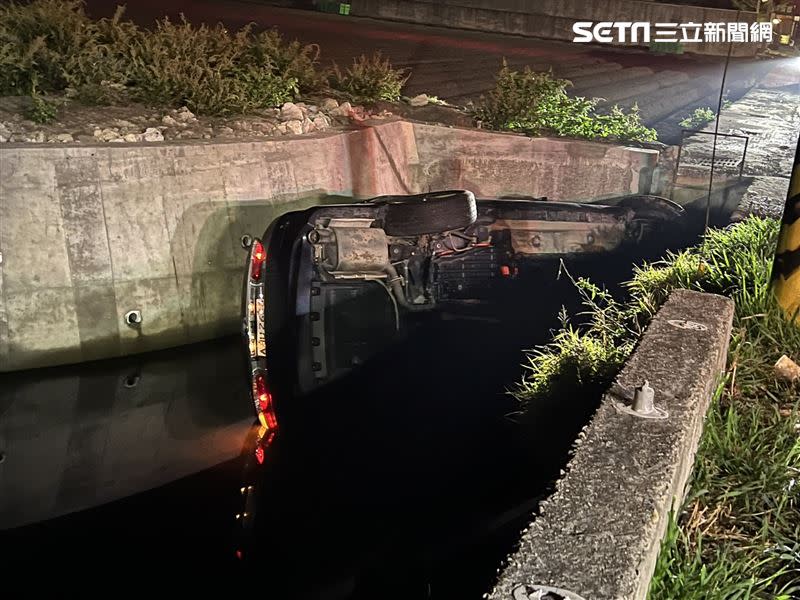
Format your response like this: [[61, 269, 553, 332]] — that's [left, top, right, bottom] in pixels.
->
[[242, 190, 683, 427]]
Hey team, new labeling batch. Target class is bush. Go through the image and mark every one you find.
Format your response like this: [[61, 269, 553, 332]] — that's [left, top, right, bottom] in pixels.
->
[[255, 29, 324, 93], [329, 52, 408, 103], [0, 0, 94, 94], [0, 0, 329, 115], [124, 17, 298, 115], [679, 106, 716, 129], [475, 60, 657, 143]]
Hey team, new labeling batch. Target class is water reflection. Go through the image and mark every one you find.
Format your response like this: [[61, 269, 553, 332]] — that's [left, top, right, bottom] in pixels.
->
[[0, 336, 253, 530], [226, 306, 591, 600]]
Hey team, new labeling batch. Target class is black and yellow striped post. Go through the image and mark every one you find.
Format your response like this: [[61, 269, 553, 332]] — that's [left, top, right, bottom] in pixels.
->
[[772, 140, 800, 323]]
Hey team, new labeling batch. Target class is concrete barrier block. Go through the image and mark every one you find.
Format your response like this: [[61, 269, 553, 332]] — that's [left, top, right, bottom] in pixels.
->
[[490, 289, 734, 600]]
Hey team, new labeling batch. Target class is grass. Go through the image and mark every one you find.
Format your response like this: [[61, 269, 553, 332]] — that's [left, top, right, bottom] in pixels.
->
[[514, 217, 800, 599], [680, 106, 717, 129], [0, 0, 408, 115]]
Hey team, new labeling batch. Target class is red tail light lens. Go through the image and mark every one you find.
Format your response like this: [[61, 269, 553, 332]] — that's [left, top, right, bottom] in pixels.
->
[[253, 372, 278, 429], [250, 240, 266, 281]]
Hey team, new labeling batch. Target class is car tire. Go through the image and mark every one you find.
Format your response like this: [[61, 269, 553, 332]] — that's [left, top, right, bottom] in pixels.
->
[[383, 190, 477, 236]]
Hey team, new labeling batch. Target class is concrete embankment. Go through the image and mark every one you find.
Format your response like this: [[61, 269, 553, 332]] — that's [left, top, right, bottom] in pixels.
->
[[0, 120, 658, 371], [350, 0, 758, 57], [490, 289, 734, 600]]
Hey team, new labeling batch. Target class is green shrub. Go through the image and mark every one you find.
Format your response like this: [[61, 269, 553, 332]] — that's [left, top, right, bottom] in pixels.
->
[[329, 52, 408, 102], [125, 17, 298, 115], [0, 0, 94, 94], [0, 0, 328, 115], [679, 106, 716, 129], [25, 89, 58, 123], [475, 60, 657, 143], [254, 29, 324, 93]]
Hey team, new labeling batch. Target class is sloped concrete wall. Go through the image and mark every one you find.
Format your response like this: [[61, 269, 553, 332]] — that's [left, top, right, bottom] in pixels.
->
[[350, 0, 758, 57], [0, 120, 658, 371]]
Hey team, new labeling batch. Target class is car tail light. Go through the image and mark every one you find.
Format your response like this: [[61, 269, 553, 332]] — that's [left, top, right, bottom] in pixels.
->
[[254, 426, 276, 465], [250, 240, 266, 281], [253, 372, 278, 430]]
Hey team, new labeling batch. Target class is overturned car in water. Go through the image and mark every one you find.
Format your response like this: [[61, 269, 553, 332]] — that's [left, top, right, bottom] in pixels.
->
[[242, 190, 683, 427]]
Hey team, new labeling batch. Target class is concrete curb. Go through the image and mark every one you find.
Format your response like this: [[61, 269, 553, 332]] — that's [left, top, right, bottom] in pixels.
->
[[489, 289, 734, 600]]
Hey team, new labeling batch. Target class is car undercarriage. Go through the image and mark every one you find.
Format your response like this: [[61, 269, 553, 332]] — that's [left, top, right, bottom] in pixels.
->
[[243, 190, 685, 423]]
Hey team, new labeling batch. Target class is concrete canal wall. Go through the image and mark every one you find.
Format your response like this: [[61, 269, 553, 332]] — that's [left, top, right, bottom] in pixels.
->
[[0, 119, 658, 371]]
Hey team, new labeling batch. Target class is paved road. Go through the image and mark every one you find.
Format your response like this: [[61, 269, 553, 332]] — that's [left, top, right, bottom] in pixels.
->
[[84, 0, 770, 138]]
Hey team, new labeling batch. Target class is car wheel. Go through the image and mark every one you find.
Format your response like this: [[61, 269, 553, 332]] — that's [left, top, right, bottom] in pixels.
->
[[383, 190, 477, 236]]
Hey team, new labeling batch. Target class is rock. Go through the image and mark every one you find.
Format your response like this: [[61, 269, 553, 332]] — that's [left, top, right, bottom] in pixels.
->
[[216, 126, 234, 136], [123, 133, 141, 143], [0, 122, 11, 143], [202, 133, 212, 139], [408, 93, 430, 107], [114, 119, 136, 128], [175, 106, 196, 122], [161, 115, 179, 126], [252, 121, 277, 135], [284, 119, 304, 135], [301, 118, 316, 134], [320, 98, 339, 112], [275, 123, 288, 135], [29, 131, 46, 143], [108, 137, 125, 143], [775, 355, 800, 384], [306, 105, 319, 115], [329, 101, 352, 118], [232, 120, 252, 132], [142, 127, 164, 142], [312, 114, 330, 130], [52, 133, 74, 143], [95, 127, 120, 142], [280, 102, 304, 122]]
